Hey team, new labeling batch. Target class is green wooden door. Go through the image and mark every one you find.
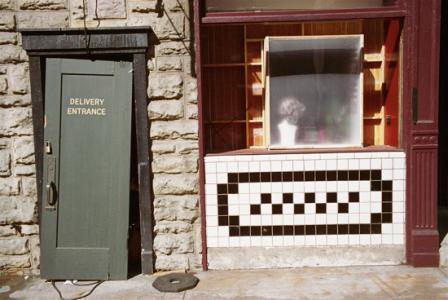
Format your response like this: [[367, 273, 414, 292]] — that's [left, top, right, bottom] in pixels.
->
[[41, 58, 133, 280]]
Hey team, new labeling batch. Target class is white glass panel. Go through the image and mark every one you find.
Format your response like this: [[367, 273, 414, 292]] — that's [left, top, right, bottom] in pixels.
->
[[266, 35, 363, 148]]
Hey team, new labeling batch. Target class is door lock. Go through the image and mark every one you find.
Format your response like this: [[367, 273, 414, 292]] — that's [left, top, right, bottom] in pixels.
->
[[44, 141, 52, 154]]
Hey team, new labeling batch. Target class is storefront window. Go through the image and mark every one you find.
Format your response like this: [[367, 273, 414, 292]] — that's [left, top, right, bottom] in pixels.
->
[[266, 35, 363, 148], [206, 0, 397, 12]]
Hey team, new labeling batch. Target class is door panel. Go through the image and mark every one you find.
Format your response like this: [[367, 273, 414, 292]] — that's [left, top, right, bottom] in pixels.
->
[[41, 58, 133, 280]]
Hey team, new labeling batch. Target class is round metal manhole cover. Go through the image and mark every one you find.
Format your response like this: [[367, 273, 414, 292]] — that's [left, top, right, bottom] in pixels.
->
[[152, 273, 199, 293]]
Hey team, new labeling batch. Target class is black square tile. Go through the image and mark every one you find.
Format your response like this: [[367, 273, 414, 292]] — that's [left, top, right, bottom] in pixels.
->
[[294, 225, 305, 235], [305, 171, 315, 181], [240, 226, 250, 236], [327, 225, 338, 234], [371, 170, 382, 180], [316, 171, 326, 181], [229, 226, 239, 236], [284, 225, 294, 235], [283, 172, 293, 181], [229, 216, 239, 226], [371, 224, 382, 234], [294, 204, 304, 214], [217, 184, 227, 194], [316, 203, 326, 214], [218, 206, 228, 215], [382, 202, 392, 213], [228, 184, 238, 194], [218, 216, 228, 226], [283, 193, 293, 203], [305, 225, 316, 235], [239, 173, 249, 183], [349, 224, 360, 234], [250, 204, 261, 214], [382, 180, 393, 191], [218, 195, 228, 205], [228, 173, 238, 183], [327, 171, 337, 181], [338, 203, 349, 213], [327, 192, 337, 203], [305, 193, 315, 203], [273, 226, 283, 235], [316, 225, 326, 235], [349, 192, 359, 202], [360, 170, 370, 180], [338, 224, 349, 234], [251, 226, 261, 236], [382, 192, 392, 202], [382, 213, 393, 223], [261, 193, 271, 203], [272, 172, 282, 182], [338, 170, 348, 180], [349, 170, 359, 180], [371, 181, 382, 191], [371, 213, 382, 223], [262, 226, 272, 236], [260, 172, 271, 182], [294, 171, 304, 181], [360, 224, 371, 234], [272, 204, 283, 214], [249, 172, 260, 182]]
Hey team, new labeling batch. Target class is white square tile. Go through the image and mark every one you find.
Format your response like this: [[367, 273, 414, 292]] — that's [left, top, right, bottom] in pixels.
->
[[239, 183, 250, 194], [294, 236, 305, 246], [327, 235, 338, 245], [207, 237, 218, 247], [293, 182, 304, 192], [359, 181, 370, 192], [272, 182, 282, 193], [286, 154, 303, 160], [359, 192, 370, 203], [393, 235, 404, 244], [349, 203, 360, 213], [305, 236, 316, 246], [326, 182, 337, 192], [305, 204, 316, 214], [338, 153, 354, 159], [359, 213, 370, 223], [338, 192, 349, 202], [272, 215, 283, 225], [284, 204, 294, 214], [393, 158, 405, 169], [393, 180, 405, 191], [218, 226, 229, 237], [270, 155, 286, 161], [261, 215, 272, 225], [261, 236, 273, 247], [206, 173, 217, 184], [382, 158, 393, 169], [316, 192, 326, 203], [359, 159, 370, 170], [305, 154, 320, 160], [304, 160, 315, 171], [206, 205, 217, 216], [371, 158, 381, 169], [371, 202, 382, 212], [359, 203, 370, 213], [337, 181, 348, 192], [315, 182, 326, 192], [260, 182, 271, 193], [240, 215, 250, 225], [249, 183, 261, 194], [251, 237, 262, 247], [370, 152, 388, 158], [305, 214, 315, 224], [294, 214, 305, 224], [227, 162, 238, 172], [240, 237, 251, 247], [216, 173, 227, 184], [261, 204, 272, 215], [284, 214, 294, 224], [393, 191, 404, 202], [205, 162, 217, 173], [382, 235, 393, 244], [393, 202, 405, 213], [348, 181, 359, 191], [206, 226, 218, 237], [228, 194, 239, 205], [348, 213, 359, 223], [349, 235, 360, 245], [337, 159, 349, 170], [382, 224, 393, 234], [371, 235, 381, 245], [260, 161, 271, 172], [389, 152, 405, 158], [316, 236, 327, 245], [326, 159, 337, 170], [327, 214, 337, 223], [338, 235, 349, 245], [249, 161, 260, 172], [348, 159, 359, 170], [229, 237, 240, 247], [284, 236, 294, 246], [305, 182, 315, 192], [238, 161, 249, 172], [283, 182, 293, 193], [235, 155, 252, 161], [354, 152, 371, 159], [371, 191, 382, 202], [393, 169, 405, 180], [249, 194, 259, 204], [219, 156, 235, 162], [273, 236, 283, 246], [282, 160, 293, 171], [360, 235, 371, 245], [272, 193, 282, 203], [216, 162, 227, 173], [382, 169, 393, 180], [293, 160, 304, 171], [393, 223, 404, 234], [271, 161, 282, 171], [321, 153, 337, 159], [327, 204, 338, 214], [293, 193, 304, 203], [228, 205, 239, 215], [207, 216, 218, 226], [206, 194, 217, 205], [205, 156, 219, 162], [206, 184, 217, 195], [395, 213, 405, 224], [250, 215, 261, 225], [315, 160, 326, 170], [338, 214, 349, 223], [316, 214, 326, 224]]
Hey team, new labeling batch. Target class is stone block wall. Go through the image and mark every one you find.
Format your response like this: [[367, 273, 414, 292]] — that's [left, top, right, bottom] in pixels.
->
[[0, 0, 200, 273]]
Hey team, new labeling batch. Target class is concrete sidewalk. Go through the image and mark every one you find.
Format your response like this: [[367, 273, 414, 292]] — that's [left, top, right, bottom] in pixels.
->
[[1, 266, 448, 300]]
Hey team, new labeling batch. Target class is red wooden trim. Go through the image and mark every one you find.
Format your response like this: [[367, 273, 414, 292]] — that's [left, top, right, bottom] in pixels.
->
[[405, 0, 441, 267], [202, 9, 407, 24], [195, 0, 208, 271]]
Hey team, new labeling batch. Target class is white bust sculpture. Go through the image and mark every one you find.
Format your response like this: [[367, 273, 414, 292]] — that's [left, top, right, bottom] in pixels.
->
[[277, 97, 306, 146]]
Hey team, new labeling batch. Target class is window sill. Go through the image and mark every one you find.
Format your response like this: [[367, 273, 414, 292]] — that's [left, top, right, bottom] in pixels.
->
[[205, 145, 403, 157]]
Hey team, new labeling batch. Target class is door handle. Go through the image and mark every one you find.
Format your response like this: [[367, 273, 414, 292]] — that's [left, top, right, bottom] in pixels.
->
[[46, 181, 56, 207]]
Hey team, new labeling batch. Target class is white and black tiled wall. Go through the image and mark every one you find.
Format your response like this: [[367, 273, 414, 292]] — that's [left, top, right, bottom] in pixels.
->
[[205, 152, 405, 247]]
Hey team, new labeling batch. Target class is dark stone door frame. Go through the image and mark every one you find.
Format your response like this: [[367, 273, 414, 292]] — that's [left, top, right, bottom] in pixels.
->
[[20, 27, 156, 275]]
